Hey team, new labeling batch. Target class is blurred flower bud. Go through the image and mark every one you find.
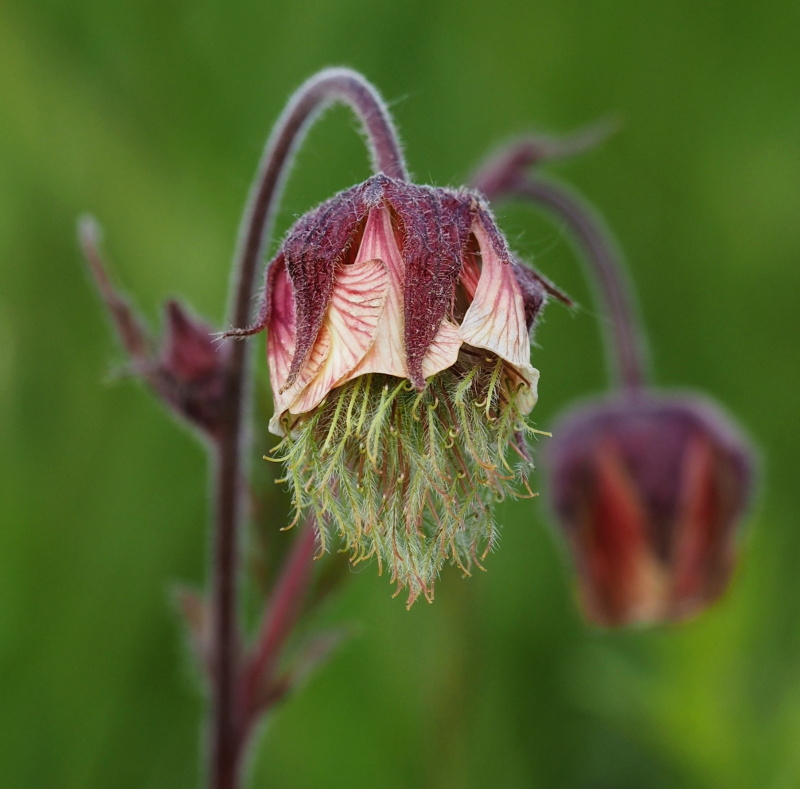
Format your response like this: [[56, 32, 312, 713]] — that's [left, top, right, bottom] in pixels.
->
[[154, 300, 230, 436], [232, 174, 565, 604], [547, 393, 755, 626], [80, 218, 230, 438]]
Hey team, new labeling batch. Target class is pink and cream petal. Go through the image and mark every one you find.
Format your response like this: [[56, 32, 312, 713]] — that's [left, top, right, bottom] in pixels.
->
[[281, 182, 370, 388], [354, 207, 404, 278], [267, 259, 296, 394], [269, 328, 332, 434], [267, 257, 324, 430], [345, 206, 409, 380], [459, 221, 531, 370], [288, 257, 389, 416], [420, 318, 462, 379], [510, 363, 540, 415]]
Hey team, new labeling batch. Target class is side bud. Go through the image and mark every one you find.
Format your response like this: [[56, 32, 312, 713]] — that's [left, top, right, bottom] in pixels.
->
[[155, 300, 230, 436], [80, 219, 230, 439], [546, 393, 755, 627]]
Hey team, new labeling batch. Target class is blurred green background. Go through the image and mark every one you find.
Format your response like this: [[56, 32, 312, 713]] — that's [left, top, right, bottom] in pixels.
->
[[2, 0, 799, 787]]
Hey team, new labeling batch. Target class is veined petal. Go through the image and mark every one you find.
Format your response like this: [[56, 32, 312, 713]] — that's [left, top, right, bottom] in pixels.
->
[[286, 257, 389, 416], [421, 318, 461, 379], [267, 258, 300, 412], [511, 363, 539, 415], [282, 182, 370, 389], [269, 330, 332, 435], [459, 220, 530, 370], [343, 207, 464, 384], [268, 256, 334, 434], [346, 207, 408, 380]]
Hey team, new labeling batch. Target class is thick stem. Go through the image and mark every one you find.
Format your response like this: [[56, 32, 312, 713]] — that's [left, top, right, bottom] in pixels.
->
[[511, 177, 647, 393], [210, 69, 407, 789], [211, 437, 244, 789]]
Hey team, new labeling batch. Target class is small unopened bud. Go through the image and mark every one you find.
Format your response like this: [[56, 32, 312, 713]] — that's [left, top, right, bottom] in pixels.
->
[[155, 300, 230, 435], [80, 219, 229, 438], [547, 393, 755, 627]]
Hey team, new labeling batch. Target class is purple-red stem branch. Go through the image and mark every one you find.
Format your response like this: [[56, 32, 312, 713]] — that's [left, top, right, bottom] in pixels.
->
[[510, 177, 648, 393], [239, 523, 318, 737], [211, 69, 407, 789], [471, 135, 647, 394]]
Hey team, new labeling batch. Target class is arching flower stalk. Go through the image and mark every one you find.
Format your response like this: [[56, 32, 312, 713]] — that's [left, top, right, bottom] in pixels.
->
[[234, 174, 566, 605], [473, 136, 756, 626]]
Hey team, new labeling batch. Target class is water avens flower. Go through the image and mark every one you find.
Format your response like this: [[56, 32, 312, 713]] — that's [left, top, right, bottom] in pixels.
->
[[238, 173, 555, 604]]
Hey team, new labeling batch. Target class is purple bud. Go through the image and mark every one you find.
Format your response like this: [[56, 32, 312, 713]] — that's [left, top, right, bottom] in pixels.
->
[[82, 220, 231, 438], [546, 393, 755, 627], [155, 301, 230, 436]]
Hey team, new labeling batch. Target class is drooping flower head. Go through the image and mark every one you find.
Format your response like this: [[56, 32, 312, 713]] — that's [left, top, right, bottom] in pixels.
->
[[547, 394, 754, 626], [248, 173, 559, 604]]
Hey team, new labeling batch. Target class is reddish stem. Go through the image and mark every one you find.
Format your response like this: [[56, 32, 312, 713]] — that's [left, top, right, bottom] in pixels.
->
[[239, 523, 318, 738], [210, 69, 407, 789]]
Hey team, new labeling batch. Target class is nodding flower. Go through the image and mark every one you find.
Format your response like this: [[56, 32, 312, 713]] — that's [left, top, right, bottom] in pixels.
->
[[233, 173, 565, 605]]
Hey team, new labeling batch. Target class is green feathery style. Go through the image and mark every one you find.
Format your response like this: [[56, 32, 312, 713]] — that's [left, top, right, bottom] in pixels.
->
[[270, 349, 543, 606]]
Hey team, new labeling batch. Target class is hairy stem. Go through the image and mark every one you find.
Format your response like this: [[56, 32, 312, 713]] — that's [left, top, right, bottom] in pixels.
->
[[239, 523, 318, 739], [510, 177, 648, 393], [211, 69, 406, 789]]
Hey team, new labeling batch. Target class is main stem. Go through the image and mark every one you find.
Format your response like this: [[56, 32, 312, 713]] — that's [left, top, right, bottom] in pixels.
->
[[210, 69, 407, 789]]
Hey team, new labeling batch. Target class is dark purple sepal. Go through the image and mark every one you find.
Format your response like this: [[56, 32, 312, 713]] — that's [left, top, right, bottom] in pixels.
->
[[224, 252, 285, 341], [387, 181, 473, 388], [282, 181, 372, 388]]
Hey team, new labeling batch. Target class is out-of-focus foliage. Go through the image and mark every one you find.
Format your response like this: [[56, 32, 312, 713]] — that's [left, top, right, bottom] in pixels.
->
[[1, 1, 798, 787]]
